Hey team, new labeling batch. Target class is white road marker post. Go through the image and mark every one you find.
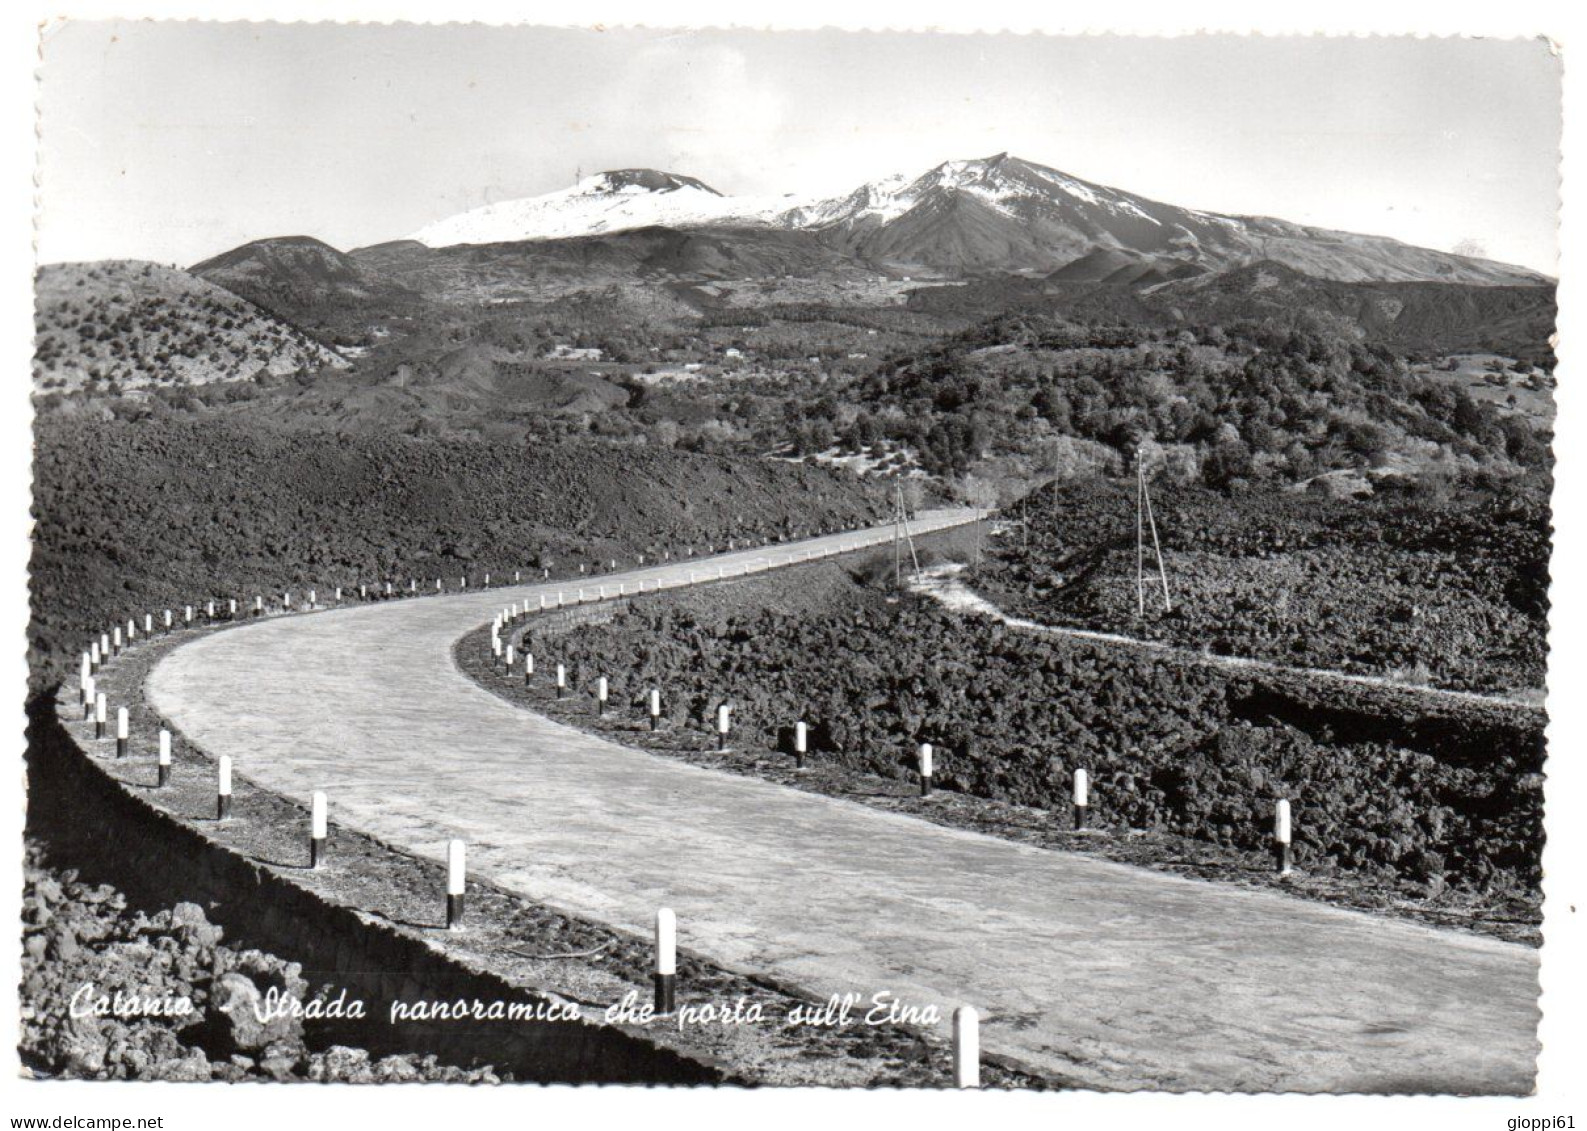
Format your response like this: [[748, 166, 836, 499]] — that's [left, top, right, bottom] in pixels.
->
[[795, 721, 808, 770], [126, 618, 135, 644], [79, 651, 91, 687], [207, 600, 217, 619], [524, 652, 535, 685], [359, 585, 367, 600], [1275, 799, 1293, 877], [953, 1005, 981, 1088], [217, 756, 233, 821], [308, 589, 316, 608], [254, 595, 263, 616], [556, 663, 567, 700], [334, 588, 342, 603], [918, 742, 934, 797], [143, 613, 153, 636], [654, 907, 677, 1015], [597, 676, 609, 717], [89, 641, 100, 673], [164, 609, 173, 632], [1073, 768, 1089, 831], [115, 708, 129, 759], [716, 704, 732, 752], [649, 688, 662, 731], [446, 839, 466, 929], [81, 676, 95, 721], [185, 605, 195, 627], [505, 643, 516, 670], [484, 572, 490, 587], [283, 591, 292, 610], [310, 791, 328, 869], [94, 693, 107, 740], [111, 626, 121, 656], [386, 582, 394, 597], [157, 729, 171, 788]]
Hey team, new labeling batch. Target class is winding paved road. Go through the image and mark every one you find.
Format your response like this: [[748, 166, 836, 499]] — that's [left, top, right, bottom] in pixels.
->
[[147, 511, 1539, 1092]]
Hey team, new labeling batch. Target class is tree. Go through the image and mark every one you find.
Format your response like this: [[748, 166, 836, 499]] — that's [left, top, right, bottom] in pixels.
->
[[1201, 438, 1253, 489]]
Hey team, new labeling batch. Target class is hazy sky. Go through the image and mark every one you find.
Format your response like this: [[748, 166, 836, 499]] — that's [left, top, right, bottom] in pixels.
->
[[35, 22, 1562, 272]]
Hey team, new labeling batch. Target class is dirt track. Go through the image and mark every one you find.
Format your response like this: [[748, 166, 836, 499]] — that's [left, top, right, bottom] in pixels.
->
[[146, 512, 1540, 1093]]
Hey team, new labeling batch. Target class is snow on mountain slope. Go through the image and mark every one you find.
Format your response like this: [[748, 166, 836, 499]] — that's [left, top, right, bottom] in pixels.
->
[[411, 169, 797, 247], [407, 156, 1547, 286]]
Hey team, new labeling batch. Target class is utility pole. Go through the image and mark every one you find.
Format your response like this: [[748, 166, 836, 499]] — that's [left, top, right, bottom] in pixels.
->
[[1136, 455, 1146, 617], [1135, 448, 1173, 616], [894, 494, 902, 587], [894, 481, 921, 588]]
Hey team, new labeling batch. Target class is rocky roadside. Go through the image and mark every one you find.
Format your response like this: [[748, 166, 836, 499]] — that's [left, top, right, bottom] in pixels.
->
[[466, 546, 1538, 947], [19, 844, 501, 1082]]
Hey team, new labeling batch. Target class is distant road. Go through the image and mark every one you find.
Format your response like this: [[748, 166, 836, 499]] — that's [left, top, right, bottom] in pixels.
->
[[148, 510, 1538, 1092], [913, 567, 1546, 712]]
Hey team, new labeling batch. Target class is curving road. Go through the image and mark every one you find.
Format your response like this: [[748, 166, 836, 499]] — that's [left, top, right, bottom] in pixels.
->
[[147, 511, 1539, 1093]]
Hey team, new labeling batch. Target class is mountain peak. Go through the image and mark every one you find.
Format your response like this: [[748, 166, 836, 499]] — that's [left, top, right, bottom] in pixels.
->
[[589, 169, 722, 196], [410, 169, 774, 247]]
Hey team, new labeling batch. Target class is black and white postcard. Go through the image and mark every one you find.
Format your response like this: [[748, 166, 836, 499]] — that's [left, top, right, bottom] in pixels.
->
[[6, 9, 1581, 1129]]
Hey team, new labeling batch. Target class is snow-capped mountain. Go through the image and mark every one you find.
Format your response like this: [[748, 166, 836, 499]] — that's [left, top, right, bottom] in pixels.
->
[[406, 155, 1545, 286], [794, 154, 1543, 284], [411, 168, 794, 247]]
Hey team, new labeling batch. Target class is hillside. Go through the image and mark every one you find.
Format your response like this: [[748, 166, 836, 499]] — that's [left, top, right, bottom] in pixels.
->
[[237, 341, 638, 436], [27, 416, 891, 688], [190, 236, 422, 344], [1147, 261, 1558, 361], [906, 261, 1558, 360], [845, 313, 1549, 481], [33, 261, 348, 399], [352, 225, 874, 304], [973, 477, 1550, 695]]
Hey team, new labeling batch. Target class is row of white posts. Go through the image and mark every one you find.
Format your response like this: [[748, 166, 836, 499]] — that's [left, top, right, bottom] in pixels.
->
[[487, 636, 1302, 878], [82, 676, 991, 1085], [79, 512, 1002, 1084], [80, 511, 956, 686], [485, 513, 982, 738]]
